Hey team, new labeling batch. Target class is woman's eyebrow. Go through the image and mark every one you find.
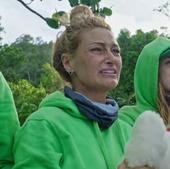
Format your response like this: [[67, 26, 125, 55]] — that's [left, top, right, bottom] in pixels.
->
[[89, 41, 119, 48], [88, 41, 105, 45]]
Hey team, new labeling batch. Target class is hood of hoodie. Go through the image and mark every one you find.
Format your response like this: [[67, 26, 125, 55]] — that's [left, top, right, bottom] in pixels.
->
[[135, 37, 170, 109], [39, 90, 86, 119], [119, 37, 170, 125]]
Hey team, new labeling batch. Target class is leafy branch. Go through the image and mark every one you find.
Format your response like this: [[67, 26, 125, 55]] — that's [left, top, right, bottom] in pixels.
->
[[17, 0, 113, 29], [17, 0, 60, 28], [17, 0, 46, 21]]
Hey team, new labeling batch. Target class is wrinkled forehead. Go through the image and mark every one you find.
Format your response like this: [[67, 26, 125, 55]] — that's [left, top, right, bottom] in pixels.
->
[[80, 28, 118, 46]]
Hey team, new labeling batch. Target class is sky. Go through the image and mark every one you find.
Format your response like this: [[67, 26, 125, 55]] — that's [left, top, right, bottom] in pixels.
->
[[0, 0, 170, 44]]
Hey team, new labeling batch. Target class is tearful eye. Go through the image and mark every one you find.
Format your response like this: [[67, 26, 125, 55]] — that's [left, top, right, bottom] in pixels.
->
[[90, 47, 105, 55], [91, 47, 103, 52], [111, 48, 120, 56]]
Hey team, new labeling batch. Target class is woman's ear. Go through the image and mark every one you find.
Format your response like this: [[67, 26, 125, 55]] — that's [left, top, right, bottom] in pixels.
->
[[61, 53, 74, 73]]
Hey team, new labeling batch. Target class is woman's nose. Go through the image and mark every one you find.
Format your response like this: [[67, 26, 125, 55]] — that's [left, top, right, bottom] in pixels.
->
[[105, 58, 114, 65], [104, 51, 115, 64]]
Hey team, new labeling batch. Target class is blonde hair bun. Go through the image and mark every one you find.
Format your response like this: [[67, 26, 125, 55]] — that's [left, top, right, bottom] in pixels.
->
[[70, 5, 94, 26]]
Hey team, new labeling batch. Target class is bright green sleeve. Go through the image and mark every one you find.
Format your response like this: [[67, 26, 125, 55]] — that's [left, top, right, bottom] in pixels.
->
[[13, 119, 62, 169], [0, 72, 19, 169]]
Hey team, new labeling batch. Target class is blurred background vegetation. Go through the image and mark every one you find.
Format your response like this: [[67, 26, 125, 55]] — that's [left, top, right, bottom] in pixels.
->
[[1, 0, 170, 124]]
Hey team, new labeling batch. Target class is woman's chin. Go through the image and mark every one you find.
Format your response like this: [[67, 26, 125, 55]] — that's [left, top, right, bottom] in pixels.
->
[[107, 79, 119, 88], [101, 81, 119, 91]]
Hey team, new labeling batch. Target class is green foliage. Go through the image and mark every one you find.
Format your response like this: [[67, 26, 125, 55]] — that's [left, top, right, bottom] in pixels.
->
[[45, 17, 59, 29], [9, 80, 46, 124], [40, 63, 64, 93], [0, 45, 26, 81], [100, 7, 112, 16], [17, 0, 113, 29], [12, 34, 52, 85], [80, 0, 100, 6], [50, 11, 68, 28], [52, 11, 66, 18], [49, 0, 111, 29], [68, 0, 101, 7], [68, 0, 79, 7]]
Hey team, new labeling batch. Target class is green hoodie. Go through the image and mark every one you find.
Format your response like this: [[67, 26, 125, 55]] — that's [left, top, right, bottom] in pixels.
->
[[13, 90, 132, 169], [0, 72, 19, 169], [119, 37, 170, 126]]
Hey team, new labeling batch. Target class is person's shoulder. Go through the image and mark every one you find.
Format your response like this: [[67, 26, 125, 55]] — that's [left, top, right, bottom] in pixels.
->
[[118, 105, 139, 126], [26, 106, 67, 123], [28, 90, 69, 120], [109, 118, 132, 144]]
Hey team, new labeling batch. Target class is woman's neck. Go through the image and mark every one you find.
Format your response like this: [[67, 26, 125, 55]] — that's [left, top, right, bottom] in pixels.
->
[[73, 87, 107, 103]]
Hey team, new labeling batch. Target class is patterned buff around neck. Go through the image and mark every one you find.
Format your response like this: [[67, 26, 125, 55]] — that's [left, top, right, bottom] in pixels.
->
[[64, 86, 119, 129]]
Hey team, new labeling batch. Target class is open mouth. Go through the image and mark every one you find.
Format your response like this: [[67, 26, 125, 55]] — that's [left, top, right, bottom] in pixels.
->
[[100, 69, 117, 77]]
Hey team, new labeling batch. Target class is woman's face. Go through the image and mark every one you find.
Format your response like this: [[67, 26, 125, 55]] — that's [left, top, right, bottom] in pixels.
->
[[159, 55, 170, 93], [70, 28, 122, 99]]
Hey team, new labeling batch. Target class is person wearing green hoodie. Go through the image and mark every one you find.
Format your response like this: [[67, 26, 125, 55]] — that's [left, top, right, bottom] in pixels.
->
[[10, 5, 151, 169], [119, 36, 170, 125], [0, 72, 19, 169], [118, 37, 170, 168]]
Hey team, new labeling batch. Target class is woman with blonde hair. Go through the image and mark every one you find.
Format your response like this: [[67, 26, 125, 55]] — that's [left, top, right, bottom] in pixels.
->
[[12, 5, 129, 169]]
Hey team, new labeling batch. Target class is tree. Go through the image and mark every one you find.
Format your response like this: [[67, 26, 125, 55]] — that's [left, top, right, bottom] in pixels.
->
[[17, 0, 112, 29], [9, 80, 46, 124], [0, 44, 26, 81], [12, 34, 52, 85], [40, 63, 64, 93]]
